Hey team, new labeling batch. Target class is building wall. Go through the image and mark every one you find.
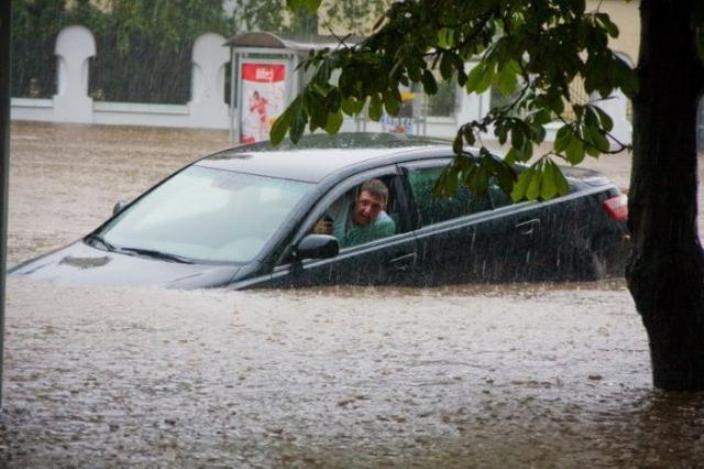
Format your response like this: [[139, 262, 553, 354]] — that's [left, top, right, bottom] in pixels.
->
[[587, 0, 640, 65]]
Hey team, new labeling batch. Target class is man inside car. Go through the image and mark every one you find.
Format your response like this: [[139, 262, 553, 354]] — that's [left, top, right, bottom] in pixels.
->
[[313, 179, 396, 248]]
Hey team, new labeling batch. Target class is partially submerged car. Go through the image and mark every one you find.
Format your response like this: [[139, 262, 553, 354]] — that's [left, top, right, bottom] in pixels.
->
[[9, 133, 629, 289]]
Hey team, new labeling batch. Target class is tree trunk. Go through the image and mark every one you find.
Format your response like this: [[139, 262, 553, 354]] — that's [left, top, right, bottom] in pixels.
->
[[627, 0, 704, 390]]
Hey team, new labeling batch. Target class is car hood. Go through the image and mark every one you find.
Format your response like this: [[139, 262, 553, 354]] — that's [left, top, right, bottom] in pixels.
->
[[8, 241, 242, 289]]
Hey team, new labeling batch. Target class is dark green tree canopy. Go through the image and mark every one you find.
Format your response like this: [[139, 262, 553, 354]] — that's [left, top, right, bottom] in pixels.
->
[[275, 0, 639, 201]]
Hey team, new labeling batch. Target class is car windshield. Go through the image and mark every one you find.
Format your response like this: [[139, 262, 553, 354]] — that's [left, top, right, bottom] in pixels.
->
[[100, 166, 312, 263]]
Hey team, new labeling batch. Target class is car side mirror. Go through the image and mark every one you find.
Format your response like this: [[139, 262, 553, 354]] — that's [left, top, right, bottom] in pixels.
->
[[113, 199, 128, 216], [296, 234, 339, 260]]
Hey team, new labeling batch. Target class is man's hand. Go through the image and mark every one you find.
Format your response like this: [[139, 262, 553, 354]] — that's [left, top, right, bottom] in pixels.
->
[[312, 216, 333, 235]]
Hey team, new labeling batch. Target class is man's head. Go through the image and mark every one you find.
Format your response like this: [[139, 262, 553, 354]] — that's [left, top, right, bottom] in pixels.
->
[[351, 179, 389, 226]]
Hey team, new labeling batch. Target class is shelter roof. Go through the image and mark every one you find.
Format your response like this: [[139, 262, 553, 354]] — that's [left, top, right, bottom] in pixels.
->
[[224, 31, 358, 52]]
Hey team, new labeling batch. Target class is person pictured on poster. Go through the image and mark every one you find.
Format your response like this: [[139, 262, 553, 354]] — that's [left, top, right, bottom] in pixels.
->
[[240, 63, 286, 144], [249, 90, 270, 141]]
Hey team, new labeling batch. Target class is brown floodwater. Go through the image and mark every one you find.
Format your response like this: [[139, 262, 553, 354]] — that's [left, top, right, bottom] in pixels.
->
[[3, 122, 704, 467]]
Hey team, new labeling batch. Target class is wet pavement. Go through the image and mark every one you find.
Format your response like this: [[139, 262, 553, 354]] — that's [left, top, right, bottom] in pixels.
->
[[3, 122, 704, 467]]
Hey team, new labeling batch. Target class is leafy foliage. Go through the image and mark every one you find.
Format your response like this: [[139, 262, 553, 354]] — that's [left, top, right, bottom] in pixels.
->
[[233, 0, 390, 38], [276, 0, 638, 201]]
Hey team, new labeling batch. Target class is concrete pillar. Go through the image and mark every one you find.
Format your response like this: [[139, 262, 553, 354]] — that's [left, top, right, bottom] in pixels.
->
[[188, 33, 230, 128], [53, 25, 95, 123]]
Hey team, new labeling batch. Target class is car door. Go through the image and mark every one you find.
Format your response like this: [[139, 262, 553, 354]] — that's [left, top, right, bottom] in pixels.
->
[[481, 185, 549, 281], [402, 158, 548, 284], [261, 165, 419, 288], [401, 159, 492, 285]]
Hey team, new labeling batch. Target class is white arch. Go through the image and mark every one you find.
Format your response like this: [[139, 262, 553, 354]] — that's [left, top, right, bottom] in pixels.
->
[[189, 33, 230, 127], [53, 25, 96, 123]]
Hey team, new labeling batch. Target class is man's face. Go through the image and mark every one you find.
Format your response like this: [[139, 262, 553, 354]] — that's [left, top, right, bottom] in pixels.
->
[[352, 190, 386, 226]]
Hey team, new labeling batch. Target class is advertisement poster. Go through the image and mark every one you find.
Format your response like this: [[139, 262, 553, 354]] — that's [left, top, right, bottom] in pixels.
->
[[240, 63, 286, 144]]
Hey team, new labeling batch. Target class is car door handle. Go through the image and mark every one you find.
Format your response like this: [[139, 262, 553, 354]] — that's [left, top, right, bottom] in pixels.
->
[[388, 252, 417, 272], [516, 218, 540, 235]]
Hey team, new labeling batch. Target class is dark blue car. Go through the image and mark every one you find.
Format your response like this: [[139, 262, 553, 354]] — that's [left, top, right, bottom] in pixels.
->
[[9, 133, 629, 289]]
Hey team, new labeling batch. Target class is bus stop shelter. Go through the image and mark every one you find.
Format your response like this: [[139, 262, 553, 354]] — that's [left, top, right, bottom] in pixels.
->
[[224, 31, 350, 144]]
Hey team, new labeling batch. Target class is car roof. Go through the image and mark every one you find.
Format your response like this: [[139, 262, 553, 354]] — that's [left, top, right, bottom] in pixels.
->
[[195, 132, 453, 182]]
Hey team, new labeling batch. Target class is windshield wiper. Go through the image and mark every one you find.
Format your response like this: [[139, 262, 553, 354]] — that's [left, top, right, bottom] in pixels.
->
[[85, 233, 116, 252], [117, 246, 194, 264]]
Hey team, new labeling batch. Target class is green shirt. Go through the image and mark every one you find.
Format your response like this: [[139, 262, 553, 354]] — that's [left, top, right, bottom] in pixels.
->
[[328, 200, 396, 248]]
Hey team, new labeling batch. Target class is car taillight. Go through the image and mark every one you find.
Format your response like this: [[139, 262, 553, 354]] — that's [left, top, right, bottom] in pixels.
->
[[603, 194, 628, 221]]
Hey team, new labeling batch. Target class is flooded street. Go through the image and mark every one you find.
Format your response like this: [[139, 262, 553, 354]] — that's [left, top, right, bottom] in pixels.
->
[[4, 122, 704, 467]]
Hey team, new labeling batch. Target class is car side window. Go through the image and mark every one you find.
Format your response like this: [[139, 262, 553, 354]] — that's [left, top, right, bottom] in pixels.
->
[[310, 176, 399, 249], [406, 166, 493, 227]]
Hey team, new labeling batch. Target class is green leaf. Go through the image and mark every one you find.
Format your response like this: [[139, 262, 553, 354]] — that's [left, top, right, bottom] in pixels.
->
[[504, 147, 522, 166], [586, 124, 610, 153], [584, 106, 598, 127], [270, 98, 298, 145], [290, 108, 308, 143], [595, 12, 619, 38], [421, 69, 438, 95], [453, 133, 463, 155], [369, 94, 383, 121], [545, 92, 565, 115], [494, 60, 519, 96], [290, 102, 308, 143], [457, 66, 468, 87], [554, 164, 570, 195], [408, 63, 422, 82], [307, 95, 327, 130], [465, 62, 484, 93], [440, 52, 454, 80], [474, 61, 496, 93], [437, 28, 454, 48], [620, 63, 639, 98], [472, 161, 489, 196], [341, 96, 364, 116], [328, 89, 341, 113], [433, 165, 460, 198], [510, 124, 525, 150], [511, 167, 533, 201], [541, 160, 558, 200], [383, 91, 400, 116], [594, 105, 614, 131], [585, 141, 601, 157], [462, 126, 476, 146], [565, 135, 586, 165], [554, 125, 572, 153], [305, 0, 322, 12], [446, 167, 459, 196], [532, 109, 552, 126], [492, 162, 517, 195], [286, 0, 322, 13], [525, 165, 542, 201], [324, 109, 343, 134], [495, 121, 508, 145], [530, 121, 547, 143]]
